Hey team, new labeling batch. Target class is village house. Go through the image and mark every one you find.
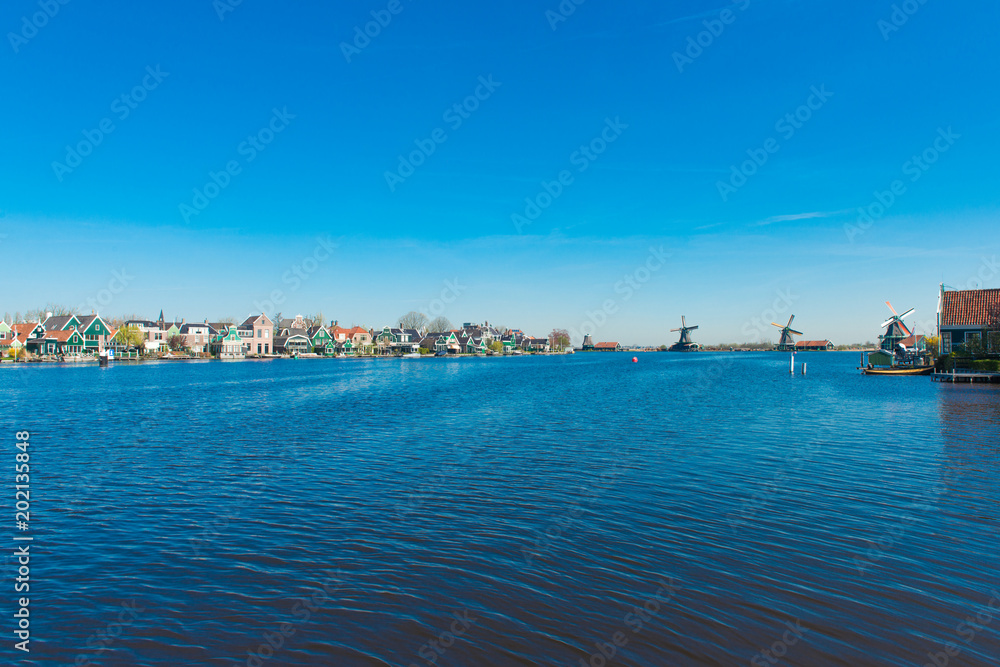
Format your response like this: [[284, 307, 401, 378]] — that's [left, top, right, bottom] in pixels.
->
[[307, 325, 336, 355], [939, 287, 1000, 354], [180, 322, 212, 355], [795, 340, 835, 351], [273, 332, 311, 355], [239, 314, 274, 355], [211, 327, 245, 360], [125, 318, 166, 352], [594, 342, 622, 352], [375, 326, 421, 355]]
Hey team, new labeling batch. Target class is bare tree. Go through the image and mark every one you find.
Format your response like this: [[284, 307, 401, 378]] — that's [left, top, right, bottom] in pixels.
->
[[399, 311, 428, 331], [427, 316, 453, 333], [549, 328, 571, 348]]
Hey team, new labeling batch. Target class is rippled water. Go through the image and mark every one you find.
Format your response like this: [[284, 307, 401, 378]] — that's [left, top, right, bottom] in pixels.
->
[[3, 352, 999, 666]]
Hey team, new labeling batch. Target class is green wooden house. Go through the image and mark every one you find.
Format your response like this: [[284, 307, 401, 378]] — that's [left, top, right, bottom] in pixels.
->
[[308, 326, 336, 355]]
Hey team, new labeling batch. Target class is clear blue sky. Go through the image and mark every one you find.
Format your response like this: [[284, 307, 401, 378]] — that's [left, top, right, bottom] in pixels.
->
[[3, 0, 998, 344]]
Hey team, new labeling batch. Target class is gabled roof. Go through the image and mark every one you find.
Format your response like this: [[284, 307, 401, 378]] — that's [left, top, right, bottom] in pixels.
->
[[42, 314, 78, 331], [179, 323, 210, 334], [77, 314, 110, 333], [795, 340, 832, 347], [942, 289, 1000, 327], [594, 341, 619, 349], [12, 323, 42, 336], [241, 313, 272, 328], [37, 329, 77, 342]]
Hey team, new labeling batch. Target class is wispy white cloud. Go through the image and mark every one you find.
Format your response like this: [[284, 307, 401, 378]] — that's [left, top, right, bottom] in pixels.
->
[[752, 210, 851, 227]]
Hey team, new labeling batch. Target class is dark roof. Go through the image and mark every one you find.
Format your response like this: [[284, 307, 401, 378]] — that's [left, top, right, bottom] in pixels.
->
[[942, 289, 1000, 327], [42, 314, 76, 331], [179, 323, 210, 334]]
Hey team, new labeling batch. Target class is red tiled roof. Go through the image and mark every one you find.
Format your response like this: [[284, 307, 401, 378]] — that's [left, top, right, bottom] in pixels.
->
[[43, 329, 78, 342], [942, 289, 1000, 327], [795, 340, 832, 347], [595, 342, 620, 349], [11, 323, 40, 335]]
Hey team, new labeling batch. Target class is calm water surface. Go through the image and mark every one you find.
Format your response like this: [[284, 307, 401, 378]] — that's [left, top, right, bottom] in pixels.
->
[[2, 352, 999, 666]]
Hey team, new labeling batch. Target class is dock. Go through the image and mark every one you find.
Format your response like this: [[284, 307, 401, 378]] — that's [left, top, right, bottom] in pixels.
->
[[932, 370, 1000, 384]]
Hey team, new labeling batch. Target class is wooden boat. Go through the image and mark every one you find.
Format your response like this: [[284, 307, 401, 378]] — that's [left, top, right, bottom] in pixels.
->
[[861, 366, 933, 376]]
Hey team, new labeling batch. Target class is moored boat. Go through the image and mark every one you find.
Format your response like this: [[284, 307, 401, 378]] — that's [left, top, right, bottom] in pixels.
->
[[861, 366, 933, 376]]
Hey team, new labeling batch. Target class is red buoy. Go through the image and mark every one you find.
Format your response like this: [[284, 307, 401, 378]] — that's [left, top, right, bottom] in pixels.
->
[[632, 357, 638, 363]]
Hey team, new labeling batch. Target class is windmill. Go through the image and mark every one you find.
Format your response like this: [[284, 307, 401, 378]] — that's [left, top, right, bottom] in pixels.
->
[[771, 315, 803, 351], [880, 301, 914, 354], [668, 316, 700, 351]]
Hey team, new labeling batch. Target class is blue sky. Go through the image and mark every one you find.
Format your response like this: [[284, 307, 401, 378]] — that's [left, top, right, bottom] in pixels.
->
[[2, 0, 998, 344]]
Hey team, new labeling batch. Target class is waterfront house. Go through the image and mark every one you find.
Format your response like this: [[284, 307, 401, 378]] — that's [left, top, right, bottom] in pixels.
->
[[125, 319, 166, 352], [13, 323, 46, 344], [523, 337, 551, 353], [41, 314, 82, 332], [375, 327, 420, 355], [1, 332, 26, 357], [329, 324, 353, 343], [180, 322, 212, 355], [594, 342, 622, 352], [240, 314, 274, 355], [939, 287, 1000, 353], [161, 321, 182, 348], [277, 315, 313, 337], [795, 340, 834, 351], [41, 329, 86, 355], [273, 332, 311, 355], [212, 327, 245, 360], [307, 325, 336, 355], [0, 321, 11, 340]]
